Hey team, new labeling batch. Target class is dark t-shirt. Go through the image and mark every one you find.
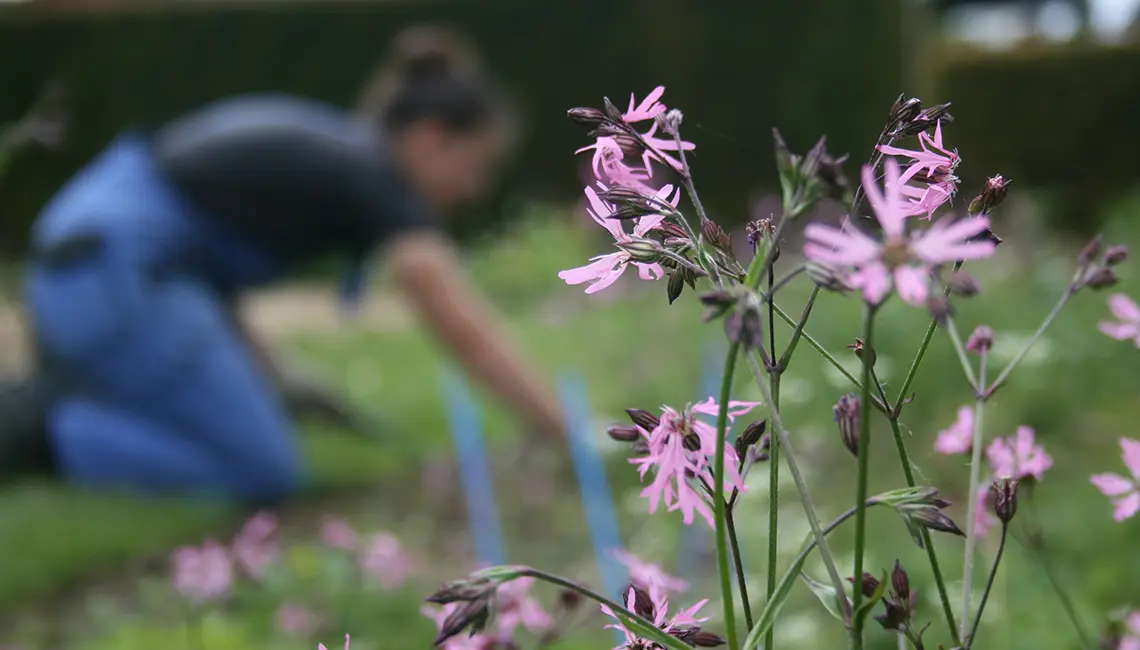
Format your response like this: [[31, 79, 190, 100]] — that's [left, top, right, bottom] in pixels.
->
[[151, 94, 438, 270]]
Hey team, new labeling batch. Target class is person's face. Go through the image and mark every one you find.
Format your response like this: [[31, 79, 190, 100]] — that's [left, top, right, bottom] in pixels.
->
[[399, 120, 507, 213]]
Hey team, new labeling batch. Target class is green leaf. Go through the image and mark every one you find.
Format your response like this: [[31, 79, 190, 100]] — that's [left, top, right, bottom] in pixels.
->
[[898, 510, 926, 549], [854, 571, 890, 629], [742, 545, 811, 650], [801, 573, 847, 621]]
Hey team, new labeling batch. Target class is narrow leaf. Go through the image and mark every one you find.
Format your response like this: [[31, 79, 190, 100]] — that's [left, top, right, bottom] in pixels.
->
[[742, 545, 811, 649], [801, 573, 847, 621]]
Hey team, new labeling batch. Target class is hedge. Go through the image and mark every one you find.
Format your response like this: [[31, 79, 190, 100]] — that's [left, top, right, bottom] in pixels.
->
[[0, 0, 904, 254], [930, 40, 1140, 236]]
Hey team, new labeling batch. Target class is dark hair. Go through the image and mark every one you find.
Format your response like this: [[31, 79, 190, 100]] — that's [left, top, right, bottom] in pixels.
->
[[357, 25, 505, 135]]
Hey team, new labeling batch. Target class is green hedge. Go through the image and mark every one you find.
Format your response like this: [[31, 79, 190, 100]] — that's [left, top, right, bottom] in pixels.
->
[[930, 41, 1140, 236], [0, 0, 904, 254]]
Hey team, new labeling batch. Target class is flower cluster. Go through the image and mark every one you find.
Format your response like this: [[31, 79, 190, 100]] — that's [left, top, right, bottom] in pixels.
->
[[601, 553, 722, 649]]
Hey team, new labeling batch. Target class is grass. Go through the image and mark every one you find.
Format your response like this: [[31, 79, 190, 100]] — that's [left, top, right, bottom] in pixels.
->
[[3, 198, 1140, 649]]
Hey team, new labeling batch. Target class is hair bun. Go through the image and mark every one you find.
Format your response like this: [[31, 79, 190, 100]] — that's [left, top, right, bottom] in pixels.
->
[[389, 25, 481, 82]]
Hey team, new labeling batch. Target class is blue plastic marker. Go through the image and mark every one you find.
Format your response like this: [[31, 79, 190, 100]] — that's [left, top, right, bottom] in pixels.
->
[[442, 367, 508, 567], [558, 372, 628, 643]]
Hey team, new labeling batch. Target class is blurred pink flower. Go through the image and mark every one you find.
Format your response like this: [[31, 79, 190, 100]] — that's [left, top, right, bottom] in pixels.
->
[[1090, 438, 1140, 522], [934, 406, 974, 455], [601, 587, 709, 649], [803, 160, 995, 306], [879, 121, 960, 218], [973, 482, 999, 539], [558, 183, 679, 294], [495, 577, 552, 637], [1099, 294, 1140, 347], [320, 518, 358, 551], [986, 426, 1052, 481], [171, 540, 232, 603], [317, 634, 350, 650], [359, 532, 413, 590], [612, 549, 688, 604], [276, 603, 318, 636], [232, 511, 278, 579], [629, 398, 760, 528], [577, 86, 695, 187], [965, 325, 994, 355]]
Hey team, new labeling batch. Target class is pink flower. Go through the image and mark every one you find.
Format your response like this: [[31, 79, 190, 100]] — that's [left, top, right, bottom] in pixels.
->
[[277, 603, 318, 635], [612, 549, 688, 598], [171, 540, 232, 603], [320, 518, 358, 551], [1099, 294, 1140, 346], [879, 121, 960, 218], [934, 406, 974, 455], [359, 532, 413, 590], [318, 634, 350, 650], [601, 587, 710, 649], [495, 577, 552, 636], [965, 325, 994, 356], [558, 183, 679, 294], [577, 86, 695, 188], [629, 398, 760, 528], [986, 426, 1052, 481], [803, 160, 995, 306], [1090, 438, 1140, 522], [232, 511, 278, 579], [973, 482, 999, 539]]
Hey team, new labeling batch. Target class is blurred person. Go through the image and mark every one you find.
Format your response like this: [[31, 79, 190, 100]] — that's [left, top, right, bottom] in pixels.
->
[[0, 25, 566, 502]]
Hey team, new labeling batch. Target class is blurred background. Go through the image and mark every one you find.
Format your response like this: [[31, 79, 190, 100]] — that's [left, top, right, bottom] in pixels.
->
[[0, 0, 1139, 648]]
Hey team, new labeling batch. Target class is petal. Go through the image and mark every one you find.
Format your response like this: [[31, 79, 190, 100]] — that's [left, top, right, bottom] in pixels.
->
[[893, 265, 930, 306], [634, 262, 665, 281], [1113, 492, 1140, 521], [584, 185, 625, 239], [1091, 473, 1135, 497], [1122, 438, 1140, 478], [558, 254, 624, 285], [1109, 294, 1140, 322], [1098, 322, 1140, 341], [854, 262, 892, 304]]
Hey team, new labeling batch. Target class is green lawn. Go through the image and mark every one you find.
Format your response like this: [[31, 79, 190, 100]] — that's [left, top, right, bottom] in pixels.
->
[[2, 201, 1139, 649]]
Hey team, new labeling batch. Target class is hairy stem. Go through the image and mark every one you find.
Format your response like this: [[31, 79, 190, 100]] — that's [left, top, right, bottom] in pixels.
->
[[715, 342, 742, 649], [986, 288, 1073, 399], [727, 507, 755, 630], [851, 304, 876, 649], [966, 522, 1007, 648], [765, 262, 781, 650], [960, 351, 988, 640]]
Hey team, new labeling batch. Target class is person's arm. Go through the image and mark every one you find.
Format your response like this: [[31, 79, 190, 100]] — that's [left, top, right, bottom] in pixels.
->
[[386, 230, 566, 439]]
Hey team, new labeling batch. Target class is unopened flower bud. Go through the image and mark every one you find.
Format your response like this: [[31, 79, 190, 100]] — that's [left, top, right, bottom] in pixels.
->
[[919, 102, 954, 123], [1078, 234, 1104, 269], [612, 134, 644, 157], [1084, 267, 1119, 291], [848, 572, 881, 598], [966, 325, 994, 355], [655, 108, 684, 134], [847, 338, 876, 368], [946, 270, 981, 297], [601, 97, 624, 123], [701, 219, 732, 252], [558, 589, 582, 610], [691, 630, 727, 647], [772, 128, 796, 178], [625, 408, 660, 432], [890, 560, 910, 602], [928, 295, 953, 326], [911, 506, 965, 537], [888, 94, 923, 132], [968, 174, 1011, 215], [654, 221, 689, 240], [630, 584, 656, 620], [801, 136, 828, 179], [567, 107, 607, 129], [990, 477, 1019, 523], [1105, 245, 1129, 266], [606, 424, 641, 442], [435, 594, 494, 644], [747, 434, 772, 463], [617, 239, 663, 263], [724, 304, 764, 349], [734, 419, 767, 458], [667, 271, 685, 305], [833, 393, 861, 457]]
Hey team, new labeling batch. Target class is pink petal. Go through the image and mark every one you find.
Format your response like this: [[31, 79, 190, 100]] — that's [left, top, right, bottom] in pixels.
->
[[584, 185, 625, 240], [893, 265, 929, 306], [1099, 322, 1140, 341], [1091, 473, 1134, 497], [803, 223, 882, 265], [853, 262, 892, 305], [1122, 438, 1140, 478], [1109, 294, 1140, 322], [1113, 492, 1140, 521], [634, 262, 665, 281]]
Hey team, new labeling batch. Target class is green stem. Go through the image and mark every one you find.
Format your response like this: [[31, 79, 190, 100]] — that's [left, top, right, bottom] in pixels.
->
[[945, 314, 979, 392], [715, 342, 742, 649], [985, 288, 1073, 399], [726, 507, 755, 630], [765, 266, 781, 650], [777, 287, 821, 370], [745, 353, 851, 620], [851, 304, 876, 649], [1019, 500, 1094, 649], [966, 523, 1007, 649], [893, 319, 937, 414], [960, 351, 988, 640]]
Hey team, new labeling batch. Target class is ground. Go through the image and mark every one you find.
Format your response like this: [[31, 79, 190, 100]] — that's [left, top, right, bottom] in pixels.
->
[[1, 205, 1139, 650]]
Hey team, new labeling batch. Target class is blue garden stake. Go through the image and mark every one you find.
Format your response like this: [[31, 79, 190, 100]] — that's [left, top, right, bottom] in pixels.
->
[[558, 372, 628, 631], [442, 367, 508, 567]]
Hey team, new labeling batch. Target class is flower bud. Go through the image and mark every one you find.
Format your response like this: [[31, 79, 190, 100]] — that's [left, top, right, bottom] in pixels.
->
[[734, 419, 767, 458], [928, 295, 953, 326], [1084, 267, 1119, 291], [833, 393, 861, 457], [667, 271, 685, 305], [701, 219, 732, 252], [682, 432, 702, 452], [946, 270, 981, 297], [911, 506, 965, 537], [1078, 234, 1104, 269], [567, 107, 607, 129], [848, 572, 880, 598], [617, 239, 663, 263], [989, 477, 1019, 523], [772, 128, 796, 179], [966, 325, 994, 355], [887, 94, 923, 132], [601, 97, 624, 123], [919, 102, 954, 123], [724, 304, 764, 349], [847, 338, 876, 368], [691, 631, 727, 647], [654, 221, 689, 240], [625, 408, 660, 432], [1105, 245, 1129, 266], [558, 589, 582, 610], [630, 584, 656, 620], [890, 560, 910, 603], [606, 424, 641, 442], [968, 174, 1011, 215]]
